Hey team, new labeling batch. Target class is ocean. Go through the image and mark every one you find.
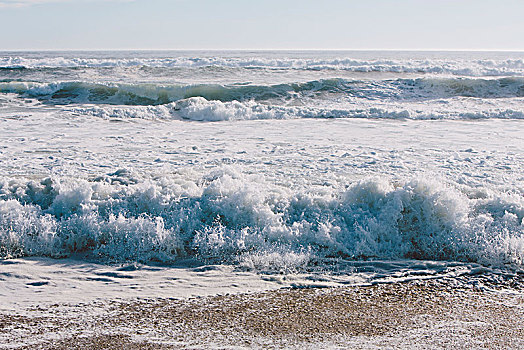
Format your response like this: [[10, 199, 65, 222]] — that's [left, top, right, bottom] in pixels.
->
[[0, 51, 523, 311]]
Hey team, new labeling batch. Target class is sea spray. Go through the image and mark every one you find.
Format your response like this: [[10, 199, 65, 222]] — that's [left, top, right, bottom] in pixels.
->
[[2, 55, 524, 76], [1, 168, 522, 269]]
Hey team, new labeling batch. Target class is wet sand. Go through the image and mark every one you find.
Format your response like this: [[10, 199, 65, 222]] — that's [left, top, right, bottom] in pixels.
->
[[2, 279, 523, 349]]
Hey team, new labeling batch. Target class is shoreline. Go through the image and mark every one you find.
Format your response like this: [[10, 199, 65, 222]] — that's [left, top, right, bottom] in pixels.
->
[[2, 279, 523, 349]]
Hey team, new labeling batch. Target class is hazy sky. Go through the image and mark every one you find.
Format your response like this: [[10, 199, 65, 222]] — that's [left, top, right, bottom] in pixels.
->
[[1, 0, 523, 50]]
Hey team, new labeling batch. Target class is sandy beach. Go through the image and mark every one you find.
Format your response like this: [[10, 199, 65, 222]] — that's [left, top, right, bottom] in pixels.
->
[[2, 278, 522, 349]]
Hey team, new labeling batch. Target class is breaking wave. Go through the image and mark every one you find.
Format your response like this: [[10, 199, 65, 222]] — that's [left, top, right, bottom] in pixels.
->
[[1, 168, 522, 270], [2, 55, 524, 76], [68, 97, 524, 121], [1, 77, 524, 106]]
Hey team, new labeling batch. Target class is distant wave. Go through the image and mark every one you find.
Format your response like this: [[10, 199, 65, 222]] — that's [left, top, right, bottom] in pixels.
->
[[2, 77, 524, 106], [2, 56, 524, 76], [1, 169, 522, 269]]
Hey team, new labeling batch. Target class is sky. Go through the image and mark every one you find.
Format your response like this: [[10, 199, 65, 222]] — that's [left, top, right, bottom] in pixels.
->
[[1, 0, 523, 51]]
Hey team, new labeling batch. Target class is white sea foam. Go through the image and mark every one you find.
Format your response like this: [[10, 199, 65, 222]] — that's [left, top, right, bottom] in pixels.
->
[[1, 169, 522, 269], [67, 96, 524, 121], [2, 78, 523, 123], [2, 55, 524, 76], [1, 50, 523, 294]]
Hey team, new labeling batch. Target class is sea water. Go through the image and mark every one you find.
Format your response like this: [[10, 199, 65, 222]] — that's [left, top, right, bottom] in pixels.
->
[[0, 51, 523, 305]]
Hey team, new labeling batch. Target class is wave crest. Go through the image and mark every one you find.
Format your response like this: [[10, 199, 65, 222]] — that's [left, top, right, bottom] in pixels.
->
[[1, 169, 522, 269], [2, 56, 524, 76], [2, 77, 524, 107], [68, 97, 524, 121]]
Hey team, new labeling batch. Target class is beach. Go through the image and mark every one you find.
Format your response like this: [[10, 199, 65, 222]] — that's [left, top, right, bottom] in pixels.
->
[[1, 50, 523, 349], [2, 277, 523, 349]]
